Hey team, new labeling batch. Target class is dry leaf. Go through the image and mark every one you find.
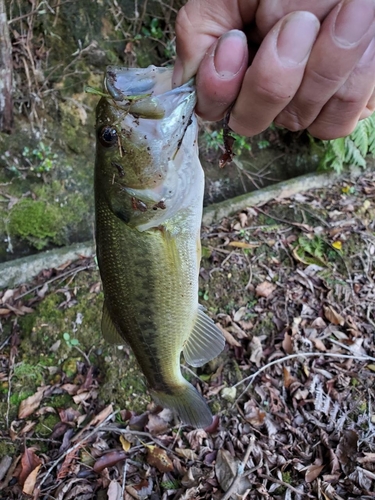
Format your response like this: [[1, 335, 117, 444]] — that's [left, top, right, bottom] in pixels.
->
[[305, 464, 324, 482], [186, 429, 207, 449], [282, 331, 293, 354], [18, 386, 49, 419], [146, 445, 173, 473], [324, 305, 345, 326], [120, 435, 131, 452], [22, 463, 41, 495], [215, 449, 252, 495], [57, 448, 79, 480], [175, 448, 198, 461], [220, 326, 241, 347], [19, 448, 41, 486], [283, 367, 296, 389], [243, 400, 266, 427], [238, 212, 248, 227], [249, 336, 263, 367], [228, 241, 258, 249], [93, 451, 127, 473], [107, 480, 122, 500], [255, 281, 276, 298]]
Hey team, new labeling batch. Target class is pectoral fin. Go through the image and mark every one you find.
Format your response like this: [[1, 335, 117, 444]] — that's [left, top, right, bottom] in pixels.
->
[[183, 306, 225, 367], [101, 302, 125, 345]]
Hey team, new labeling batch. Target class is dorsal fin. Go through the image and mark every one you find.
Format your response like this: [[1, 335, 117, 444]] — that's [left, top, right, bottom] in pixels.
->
[[101, 302, 125, 345], [183, 306, 225, 367]]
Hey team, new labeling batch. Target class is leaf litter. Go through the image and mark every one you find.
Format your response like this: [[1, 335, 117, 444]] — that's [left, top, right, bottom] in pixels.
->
[[0, 170, 374, 499]]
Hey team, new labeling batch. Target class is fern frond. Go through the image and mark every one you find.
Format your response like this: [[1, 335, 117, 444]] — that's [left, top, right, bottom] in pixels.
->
[[345, 138, 367, 167], [350, 120, 368, 156], [320, 112, 375, 172], [365, 114, 375, 155]]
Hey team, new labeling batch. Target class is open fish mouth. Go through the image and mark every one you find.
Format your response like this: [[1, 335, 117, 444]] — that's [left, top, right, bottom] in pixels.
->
[[103, 65, 196, 118]]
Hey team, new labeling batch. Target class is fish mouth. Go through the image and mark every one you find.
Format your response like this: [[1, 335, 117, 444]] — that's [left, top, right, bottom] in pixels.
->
[[105, 66, 172, 100], [104, 66, 196, 119]]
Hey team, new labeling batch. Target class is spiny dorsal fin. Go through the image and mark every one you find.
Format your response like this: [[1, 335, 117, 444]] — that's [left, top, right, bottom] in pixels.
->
[[183, 305, 225, 367], [101, 302, 125, 345]]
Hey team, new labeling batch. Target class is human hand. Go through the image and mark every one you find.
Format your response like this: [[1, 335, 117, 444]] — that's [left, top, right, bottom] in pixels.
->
[[173, 0, 375, 140]]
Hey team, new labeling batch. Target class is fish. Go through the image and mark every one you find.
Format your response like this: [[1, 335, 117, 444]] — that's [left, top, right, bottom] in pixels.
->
[[95, 65, 225, 428]]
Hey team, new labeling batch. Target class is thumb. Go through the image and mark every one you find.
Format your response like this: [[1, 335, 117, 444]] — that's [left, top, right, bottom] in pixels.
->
[[172, 0, 253, 86]]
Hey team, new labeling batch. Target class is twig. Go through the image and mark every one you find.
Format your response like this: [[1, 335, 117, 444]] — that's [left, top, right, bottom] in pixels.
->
[[258, 473, 303, 495], [8, 0, 74, 24], [16, 263, 95, 300], [73, 345, 91, 366], [221, 435, 255, 500], [99, 426, 173, 453], [121, 459, 127, 499], [38, 410, 118, 488], [233, 352, 375, 405]]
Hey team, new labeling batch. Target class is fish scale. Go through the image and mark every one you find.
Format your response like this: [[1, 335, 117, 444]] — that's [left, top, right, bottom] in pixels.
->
[[95, 65, 225, 427]]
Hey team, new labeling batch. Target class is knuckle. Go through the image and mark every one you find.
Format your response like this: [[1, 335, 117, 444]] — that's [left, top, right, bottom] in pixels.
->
[[275, 107, 307, 132], [308, 67, 343, 89], [308, 120, 357, 140], [253, 80, 293, 107]]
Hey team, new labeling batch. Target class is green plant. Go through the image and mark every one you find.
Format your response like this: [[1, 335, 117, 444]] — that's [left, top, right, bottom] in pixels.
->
[[22, 142, 58, 173], [298, 235, 324, 259], [63, 332, 80, 348], [203, 129, 252, 156], [321, 113, 375, 172], [141, 18, 164, 39], [257, 139, 270, 150]]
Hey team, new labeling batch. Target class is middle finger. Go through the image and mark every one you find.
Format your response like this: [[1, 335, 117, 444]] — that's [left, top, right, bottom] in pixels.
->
[[275, 0, 375, 131]]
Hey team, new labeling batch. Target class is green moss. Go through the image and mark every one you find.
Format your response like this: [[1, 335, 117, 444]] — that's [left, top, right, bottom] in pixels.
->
[[13, 363, 45, 387], [34, 413, 60, 437], [9, 389, 34, 406], [99, 348, 150, 414], [9, 199, 65, 250], [0, 441, 16, 457], [47, 393, 74, 409]]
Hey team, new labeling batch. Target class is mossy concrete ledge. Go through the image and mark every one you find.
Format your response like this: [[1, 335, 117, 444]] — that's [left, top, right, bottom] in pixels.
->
[[0, 242, 95, 289], [202, 166, 362, 226]]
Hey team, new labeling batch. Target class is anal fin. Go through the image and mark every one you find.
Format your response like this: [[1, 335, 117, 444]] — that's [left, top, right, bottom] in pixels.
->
[[101, 302, 125, 345], [183, 305, 225, 367]]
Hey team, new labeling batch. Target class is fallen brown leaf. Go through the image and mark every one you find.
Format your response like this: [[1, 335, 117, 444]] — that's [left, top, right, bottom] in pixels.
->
[[146, 445, 173, 473], [19, 448, 41, 486], [18, 386, 49, 419], [324, 305, 345, 326], [255, 281, 276, 298], [22, 463, 41, 495]]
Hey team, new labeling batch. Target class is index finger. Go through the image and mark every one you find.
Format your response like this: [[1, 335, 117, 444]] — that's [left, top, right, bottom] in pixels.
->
[[173, 0, 257, 86]]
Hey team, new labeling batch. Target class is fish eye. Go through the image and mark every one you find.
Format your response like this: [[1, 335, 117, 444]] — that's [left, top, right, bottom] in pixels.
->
[[99, 126, 118, 147]]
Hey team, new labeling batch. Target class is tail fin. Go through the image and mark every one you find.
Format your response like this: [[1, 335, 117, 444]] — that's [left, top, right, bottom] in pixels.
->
[[150, 381, 213, 428]]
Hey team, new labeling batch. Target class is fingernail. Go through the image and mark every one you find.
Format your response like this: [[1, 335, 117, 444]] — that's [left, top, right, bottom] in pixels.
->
[[172, 57, 184, 87], [334, 0, 375, 46], [214, 29, 247, 78], [359, 37, 375, 64], [277, 12, 320, 66]]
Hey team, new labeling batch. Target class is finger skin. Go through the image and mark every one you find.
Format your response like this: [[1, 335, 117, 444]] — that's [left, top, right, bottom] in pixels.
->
[[194, 30, 248, 121], [173, 0, 251, 86], [308, 38, 375, 139], [173, 0, 341, 86], [228, 12, 320, 136], [275, 0, 375, 133]]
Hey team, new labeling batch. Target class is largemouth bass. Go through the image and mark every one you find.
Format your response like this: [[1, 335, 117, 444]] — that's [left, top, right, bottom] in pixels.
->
[[95, 66, 225, 428]]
